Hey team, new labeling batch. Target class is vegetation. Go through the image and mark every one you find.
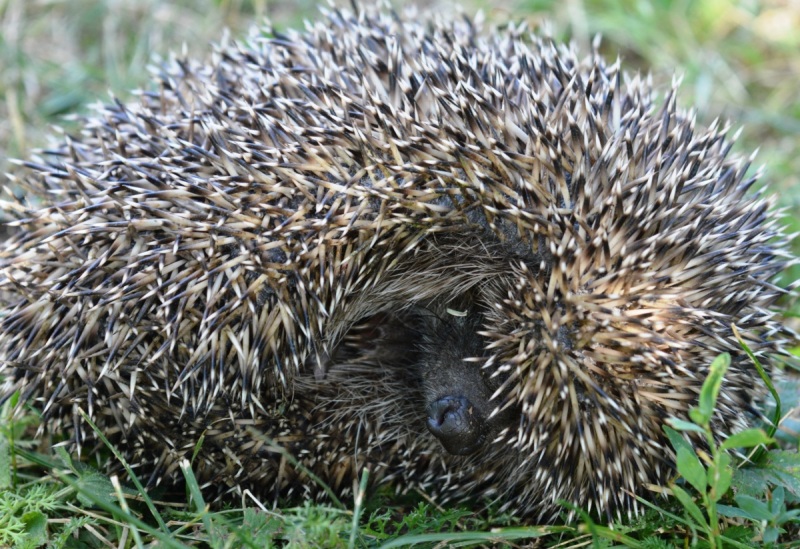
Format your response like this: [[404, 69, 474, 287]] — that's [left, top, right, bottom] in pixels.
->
[[1, 0, 798, 546], [3, 349, 798, 547]]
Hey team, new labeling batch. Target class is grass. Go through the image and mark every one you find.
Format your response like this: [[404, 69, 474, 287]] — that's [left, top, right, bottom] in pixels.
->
[[1, 0, 799, 547], [3, 353, 798, 547]]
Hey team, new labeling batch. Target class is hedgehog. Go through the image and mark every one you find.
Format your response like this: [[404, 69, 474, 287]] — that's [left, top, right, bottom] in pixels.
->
[[0, 5, 793, 524]]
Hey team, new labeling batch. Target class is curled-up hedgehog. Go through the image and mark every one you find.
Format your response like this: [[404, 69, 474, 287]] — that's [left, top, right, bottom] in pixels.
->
[[0, 4, 794, 523]]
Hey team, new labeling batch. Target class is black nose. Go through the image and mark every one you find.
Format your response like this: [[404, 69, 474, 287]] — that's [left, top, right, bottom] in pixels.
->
[[426, 396, 484, 455]]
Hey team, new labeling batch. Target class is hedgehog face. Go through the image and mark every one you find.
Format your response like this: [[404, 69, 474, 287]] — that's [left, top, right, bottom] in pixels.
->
[[417, 301, 514, 455], [326, 295, 516, 457]]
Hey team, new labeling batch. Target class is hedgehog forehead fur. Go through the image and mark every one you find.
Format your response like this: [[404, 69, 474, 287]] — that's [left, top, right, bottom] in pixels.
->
[[0, 4, 793, 523]]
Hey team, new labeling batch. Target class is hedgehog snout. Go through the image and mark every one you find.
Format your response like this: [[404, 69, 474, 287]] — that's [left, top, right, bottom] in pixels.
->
[[427, 395, 485, 455]]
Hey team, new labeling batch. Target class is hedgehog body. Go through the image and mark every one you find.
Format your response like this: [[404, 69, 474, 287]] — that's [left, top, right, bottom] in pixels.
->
[[0, 6, 792, 522]]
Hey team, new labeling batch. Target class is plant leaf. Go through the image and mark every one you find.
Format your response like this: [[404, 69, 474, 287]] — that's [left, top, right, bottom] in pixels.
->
[[664, 425, 695, 455], [733, 494, 773, 522], [717, 504, 755, 520], [677, 447, 707, 494], [708, 453, 732, 502], [671, 484, 708, 528], [720, 428, 772, 451], [666, 418, 706, 434], [695, 353, 730, 426]]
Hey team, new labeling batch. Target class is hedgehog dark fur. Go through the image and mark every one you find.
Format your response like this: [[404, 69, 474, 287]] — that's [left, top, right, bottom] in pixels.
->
[[0, 5, 794, 523]]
